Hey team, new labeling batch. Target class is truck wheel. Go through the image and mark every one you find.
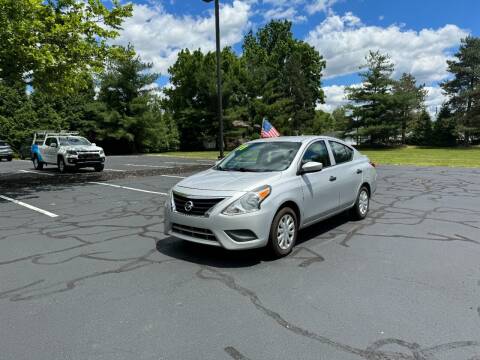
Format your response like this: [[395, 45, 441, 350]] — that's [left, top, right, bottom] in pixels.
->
[[58, 157, 67, 173], [94, 164, 104, 172], [33, 156, 44, 170]]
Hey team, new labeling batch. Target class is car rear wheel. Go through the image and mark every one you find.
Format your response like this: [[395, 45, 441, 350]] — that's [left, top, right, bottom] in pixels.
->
[[351, 186, 370, 220], [33, 156, 43, 170], [268, 207, 298, 257]]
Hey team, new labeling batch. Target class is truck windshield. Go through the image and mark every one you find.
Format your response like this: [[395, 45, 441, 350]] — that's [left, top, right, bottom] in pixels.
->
[[216, 141, 301, 172], [58, 137, 91, 146]]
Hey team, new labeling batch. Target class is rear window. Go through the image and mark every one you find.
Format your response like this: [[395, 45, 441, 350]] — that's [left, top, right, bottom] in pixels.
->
[[329, 141, 354, 164]]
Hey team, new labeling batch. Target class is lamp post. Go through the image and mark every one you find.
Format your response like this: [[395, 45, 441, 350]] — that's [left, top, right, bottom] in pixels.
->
[[203, 0, 224, 158]]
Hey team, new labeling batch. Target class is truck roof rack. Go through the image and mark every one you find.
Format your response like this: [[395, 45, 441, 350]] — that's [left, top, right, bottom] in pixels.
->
[[32, 130, 80, 144]]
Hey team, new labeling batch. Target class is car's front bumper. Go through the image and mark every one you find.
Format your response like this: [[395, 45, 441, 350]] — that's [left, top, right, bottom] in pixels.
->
[[0, 152, 13, 159], [164, 199, 273, 250], [66, 156, 105, 167]]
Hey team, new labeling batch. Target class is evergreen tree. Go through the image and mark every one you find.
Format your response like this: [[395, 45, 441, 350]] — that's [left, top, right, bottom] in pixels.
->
[[393, 73, 427, 144], [432, 104, 457, 146], [409, 109, 432, 145], [345, 51, 396, 144], [441, 36, 480, 144]]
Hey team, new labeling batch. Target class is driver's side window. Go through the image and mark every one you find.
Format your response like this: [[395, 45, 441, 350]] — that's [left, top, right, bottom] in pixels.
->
[[302, 141, 331, 167]]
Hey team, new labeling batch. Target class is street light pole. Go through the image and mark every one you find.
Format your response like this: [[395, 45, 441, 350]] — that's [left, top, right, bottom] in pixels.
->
[[203, 0, 224, 158]]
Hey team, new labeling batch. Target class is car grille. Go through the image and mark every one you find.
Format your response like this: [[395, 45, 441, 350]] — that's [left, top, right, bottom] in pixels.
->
[[171, 223, 216, 241], [173, 192, 225, 216], [78, 153, 100, 160]]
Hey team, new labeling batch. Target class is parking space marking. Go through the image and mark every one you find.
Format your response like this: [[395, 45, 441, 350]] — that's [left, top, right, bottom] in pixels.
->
[[89, 182, 168, 195], [160, 175, 185, 179], [124, 163, 172, 168], [105, 168, 126, 172], [0, 195, 59, 218], [19, 170, 55, 176]]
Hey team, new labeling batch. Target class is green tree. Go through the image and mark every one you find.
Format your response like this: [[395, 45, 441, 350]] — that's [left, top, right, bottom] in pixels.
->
[[345, 51, 396, 144], [409, 109, 432, 145], [165, 47, 245, 150], [243, 20, 326, 135], [432, 104, 457, 146], [0, 0, 132, 93], [94, 47, 175, 153], [441, 36, 480, 144], [393, 73, 427, 144]]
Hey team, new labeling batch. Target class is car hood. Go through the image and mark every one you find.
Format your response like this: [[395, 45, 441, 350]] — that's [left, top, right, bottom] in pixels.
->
[[64, 145, 103, 152], [176, 168, 283, 192]]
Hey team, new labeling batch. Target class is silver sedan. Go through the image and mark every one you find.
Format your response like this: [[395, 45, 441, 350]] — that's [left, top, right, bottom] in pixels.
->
[[164, 136, 377, 257]]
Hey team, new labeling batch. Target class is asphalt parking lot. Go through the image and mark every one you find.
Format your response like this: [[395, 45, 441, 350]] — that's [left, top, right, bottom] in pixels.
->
[[0, 158, 479, 360]]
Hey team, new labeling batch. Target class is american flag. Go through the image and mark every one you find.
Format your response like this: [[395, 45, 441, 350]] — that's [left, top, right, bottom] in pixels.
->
[[260, 118, 280, 138]]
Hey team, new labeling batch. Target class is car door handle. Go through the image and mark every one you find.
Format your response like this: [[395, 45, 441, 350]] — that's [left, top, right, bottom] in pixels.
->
[[329, 176, 336, 182], [356, 169, 363, 174]]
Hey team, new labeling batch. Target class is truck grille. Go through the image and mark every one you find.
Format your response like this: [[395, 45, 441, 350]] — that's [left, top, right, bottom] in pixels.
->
[[78, 153, 100, 160], [171, 224, 216, 241], [173, 192, 225, 216]]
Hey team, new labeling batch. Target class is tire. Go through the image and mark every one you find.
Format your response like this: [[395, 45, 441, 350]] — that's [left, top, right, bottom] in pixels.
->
[[33, 156, 44, 170], [94, 164, 104, 172], [58, 157, 67, 173], [351, 186, 370, 220], [7, 156, 12, 162], [267, 207, 298, 258]]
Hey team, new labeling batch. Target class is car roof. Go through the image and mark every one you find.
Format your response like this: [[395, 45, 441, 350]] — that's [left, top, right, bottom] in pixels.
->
[[249, 135, 345, 144]]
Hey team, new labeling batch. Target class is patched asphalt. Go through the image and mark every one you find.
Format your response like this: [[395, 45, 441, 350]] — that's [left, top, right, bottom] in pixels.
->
[[0, 160, 479, 360]]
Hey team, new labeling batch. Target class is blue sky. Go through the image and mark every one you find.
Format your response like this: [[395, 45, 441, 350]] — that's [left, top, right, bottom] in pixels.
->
[[113, 0, 479, 114]]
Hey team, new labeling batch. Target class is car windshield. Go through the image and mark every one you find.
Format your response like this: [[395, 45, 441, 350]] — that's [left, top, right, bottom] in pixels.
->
[[58, 137, 91, 146], [216, 141, 301, 172]]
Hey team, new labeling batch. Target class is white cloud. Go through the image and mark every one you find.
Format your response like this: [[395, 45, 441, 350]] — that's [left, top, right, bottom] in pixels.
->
[[306, 13, 468, 83], [317, 84, 349, 112], [114, 1, 251, 75], [263, 6, 306, 23], [306, 0, 339, 15], [425, 86, 447, 118]]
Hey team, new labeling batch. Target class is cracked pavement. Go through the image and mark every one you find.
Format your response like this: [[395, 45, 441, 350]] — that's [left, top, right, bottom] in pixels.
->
[[0, 159, 479, 360]]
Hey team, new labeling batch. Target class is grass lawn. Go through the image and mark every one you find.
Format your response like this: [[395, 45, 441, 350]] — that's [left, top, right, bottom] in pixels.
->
[[152, 146, 480, 168]]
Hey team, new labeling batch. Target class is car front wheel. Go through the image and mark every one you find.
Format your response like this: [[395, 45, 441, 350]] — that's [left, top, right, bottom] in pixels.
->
[[58, 157, 67, 173], [268, 207, 298, 257]]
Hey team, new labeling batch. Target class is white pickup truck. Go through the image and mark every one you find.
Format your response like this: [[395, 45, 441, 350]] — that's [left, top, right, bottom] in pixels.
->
[[31, 131, 106, 173]]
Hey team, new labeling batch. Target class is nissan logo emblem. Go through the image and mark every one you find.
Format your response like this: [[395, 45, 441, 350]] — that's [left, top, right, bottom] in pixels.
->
[[184, 201, 194, 212]]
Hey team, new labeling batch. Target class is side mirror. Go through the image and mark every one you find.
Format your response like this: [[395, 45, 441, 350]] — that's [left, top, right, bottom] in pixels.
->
[[50, 143, 57, 148], [299, 161, 323, 174]]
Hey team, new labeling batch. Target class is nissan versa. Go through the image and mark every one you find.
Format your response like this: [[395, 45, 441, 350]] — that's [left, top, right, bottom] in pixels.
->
[[164, 136, 377, 257]]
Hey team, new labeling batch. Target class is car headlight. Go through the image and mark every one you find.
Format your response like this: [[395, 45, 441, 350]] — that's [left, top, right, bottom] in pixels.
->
[[169, 190, 176, 211], [222, 185, 271, 215], [100, 150, 105, 156], [67, 150, 77, 155]]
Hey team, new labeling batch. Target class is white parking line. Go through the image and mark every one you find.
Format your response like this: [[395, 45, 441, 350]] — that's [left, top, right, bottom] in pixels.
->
[[89, 182, 167, 195], [105, 168, 126, 172], [160, 175, 185, 179], [0, 195, 59, 218], [124, 163, 172, 168], [19, 170, 55, 176], [163, 161, 214, 166]]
